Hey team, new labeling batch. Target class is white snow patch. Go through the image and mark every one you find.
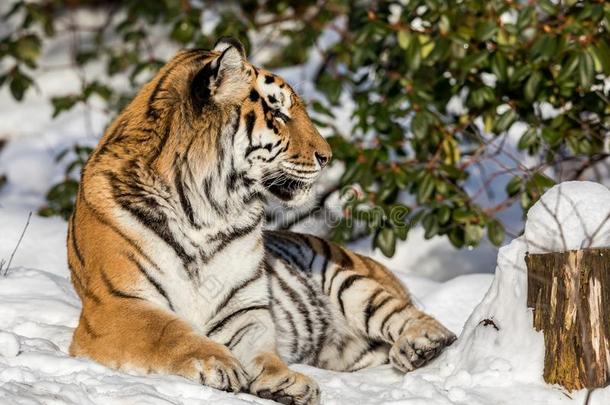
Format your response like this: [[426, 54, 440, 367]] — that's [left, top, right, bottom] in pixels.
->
[[524, 181, 610, 252], [480, 73, 497, 88], [0, 331, 20, 357]]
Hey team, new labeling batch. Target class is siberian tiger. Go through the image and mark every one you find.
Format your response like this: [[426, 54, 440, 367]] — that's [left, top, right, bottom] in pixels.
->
[[67, 37, 456, 405]]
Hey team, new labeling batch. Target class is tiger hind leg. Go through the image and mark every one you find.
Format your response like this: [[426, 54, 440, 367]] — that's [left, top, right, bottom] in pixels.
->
[[323, 254, 457, 372], [264, 231, 456, 373], [316, 333, 391, 372]]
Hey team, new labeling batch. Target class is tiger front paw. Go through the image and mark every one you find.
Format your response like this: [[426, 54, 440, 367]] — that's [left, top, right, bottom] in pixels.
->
[[174, 351, 249, 393], [389, 316, 456, 373], [250, 366, 320, 405]]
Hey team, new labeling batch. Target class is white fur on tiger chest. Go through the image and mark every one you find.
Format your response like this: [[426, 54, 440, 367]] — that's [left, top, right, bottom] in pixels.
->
[[117, 206, 267, 333]]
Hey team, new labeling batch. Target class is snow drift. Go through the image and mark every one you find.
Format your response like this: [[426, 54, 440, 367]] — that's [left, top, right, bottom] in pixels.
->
[[402, 181, 610, 404]]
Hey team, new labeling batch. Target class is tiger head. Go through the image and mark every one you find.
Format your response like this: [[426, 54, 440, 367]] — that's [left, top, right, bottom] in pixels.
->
[[137, 37, 332, 208]]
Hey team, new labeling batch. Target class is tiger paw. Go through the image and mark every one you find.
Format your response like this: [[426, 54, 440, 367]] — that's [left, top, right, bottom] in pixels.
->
[[250, 366, 320, 405], [389, 317, 456, 372], [175, 352, 249, 393]]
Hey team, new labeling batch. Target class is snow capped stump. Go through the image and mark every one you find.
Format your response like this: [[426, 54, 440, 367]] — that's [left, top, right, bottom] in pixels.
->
[[526, 248, 610, 391], [522, 181, 610, 392]]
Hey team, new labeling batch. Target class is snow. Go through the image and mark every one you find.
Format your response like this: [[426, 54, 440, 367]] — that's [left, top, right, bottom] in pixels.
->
[[350, 230, 498, 282], [524, 181, 610, 252], [0, 332, 20, 358]]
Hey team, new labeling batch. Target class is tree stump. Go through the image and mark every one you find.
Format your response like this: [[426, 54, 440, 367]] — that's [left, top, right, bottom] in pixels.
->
[[526, 248, 610, 391]]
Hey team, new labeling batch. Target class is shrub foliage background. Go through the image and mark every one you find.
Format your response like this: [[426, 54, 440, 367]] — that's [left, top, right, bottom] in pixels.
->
[[1, 0, 609, 256]]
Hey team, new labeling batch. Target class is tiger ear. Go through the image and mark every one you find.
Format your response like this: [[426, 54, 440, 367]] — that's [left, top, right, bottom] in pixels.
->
[[213, 36, 246, 58], [212, 38, 249, 104]]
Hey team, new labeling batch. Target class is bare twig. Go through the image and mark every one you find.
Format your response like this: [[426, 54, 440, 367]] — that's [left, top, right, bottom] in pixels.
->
[[584, 388, 595, 405], [1, 212, 32, 277], [571, 154, 610, 181]]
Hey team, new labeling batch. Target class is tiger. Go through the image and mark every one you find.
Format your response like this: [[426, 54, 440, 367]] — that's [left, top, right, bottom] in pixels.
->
[[67, 37, 456, 405]]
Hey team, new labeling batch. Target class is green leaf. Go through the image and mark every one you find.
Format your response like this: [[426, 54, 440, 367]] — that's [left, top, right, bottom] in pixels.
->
[[437, 206, 451, 224], [14, 34, 41, 65], [470, 88, 488, 108], [124, 29, 146, 43], [517, 6, 536, 31], [375, 227, 396, 257], [531, 172, 555, 190], [422, 212, 439, 239], [448, 227, 465, 248], [494, 109, 517, 133], [487, 220, 505, 246], [51, 95, 79, 117], [27, 4, 55, 36], [452, 207, 474, 223], [395, 224, 409, 241], [44, 178, 79, 219], [518, 128, 537, 150], [9, 69, 33, 101], [75, 50, 96, 66], [578, 50, 595, 89], [395, 169, 409, 189], [524, 71, 542, 101], [417, 173, 435, 203], [556, 54, 580, 82], [506, 176, 522, 196], [540, 36, 557, 61], [460, 51, 487, 76], [411, 111, 431, 139], [84, 81, 112, 100], [171, 19, 196, 43], [464, 224, 483, 246], [530, 35, 556, 62], [397, 31, 411, 50], [377, 181, 396, 202], [538, 0, 557, 15], [475, 21, 497, 42], [491, 52, 508, 82], [510, 64, 531, 84], [541, 127, 561, 145], [439, 15, 450, 35], [520, 191, 532, 209], [592, 40, 610, 75], [407, 36, 422, 71]]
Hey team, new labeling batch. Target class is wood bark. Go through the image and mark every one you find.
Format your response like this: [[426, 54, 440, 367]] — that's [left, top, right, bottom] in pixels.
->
[[526, 248, 610, 391]]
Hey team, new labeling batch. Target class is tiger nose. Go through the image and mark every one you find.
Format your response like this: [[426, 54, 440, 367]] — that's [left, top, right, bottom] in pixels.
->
[[315, 151, 330, 168]]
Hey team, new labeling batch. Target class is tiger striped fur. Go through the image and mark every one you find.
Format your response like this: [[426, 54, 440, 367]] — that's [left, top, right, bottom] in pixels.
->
[[67, 37, 456, 405]]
